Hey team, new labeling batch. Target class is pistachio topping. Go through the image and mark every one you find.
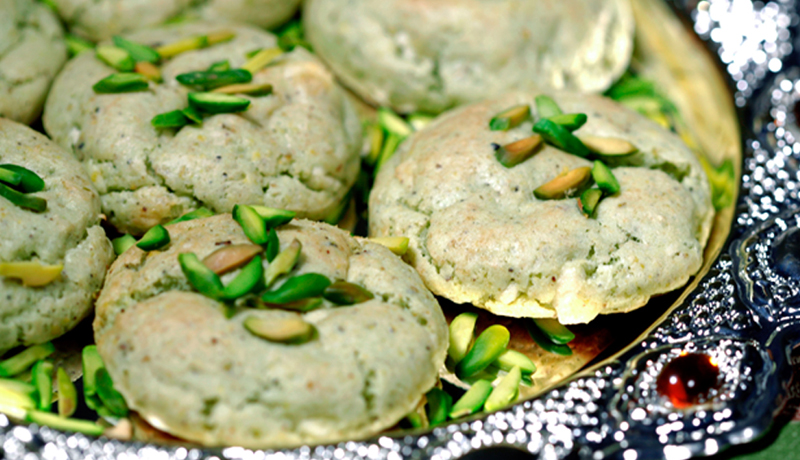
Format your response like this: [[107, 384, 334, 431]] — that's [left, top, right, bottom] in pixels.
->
[[182, 106, 203, 124], [448, 312, 478, 365], [203, 244, 263, 275], [534, 166, 592, 200], [532, 318, 575, 344], [264, 239, 301, 287], [260, 297, 323, 313], [92, 73, 149, 94], [0, 168, 21, 187], [0, 183, 46, 213], [241, 47, 283, 74], [0, 262, 62, 287], [265, 228, 280, 262], [535, 95, 562, 118], [211, 82, 273, 96], [0, 164, 44, 193], [57, 367, 77, 417], [95, 368, 128, 417], [250, 206, 296, 228], [495, 134, 543, 168], [222, 255, 264, 300], [261, 273, 331, 304], [134, 61, 162, 82], [455, 324, 510, 379], [151, 110, 189, 129], [65, 34, 94, 57], [525, 319, 572, 356], [532, 118, 591, 158], [323, 281, 374, 305], [578, 134, 638, 157], [26, 410, 105, 436], [31, 361, 53, 410], [488, 104, 530, 131], [178, 253, 225, 300], [483, 366, 522, 412], [233, 204, 268, 245], [207, 60, 230, 72], [112, 36, 160, 63], [112, 234, 136, 255], [426, 388, 452, 426], [547, 113, 588, 132], [0, 343, 55, 377], [591, 160, 620, 195], [378, 107, 413, 138], [243, 316, 317, 344], [366, 122, 385, 165], [188, 92, 250, 114], [81, 346, 104, 411], [136, 224, 170, 251], [155, 31, 235, 59], [167, 207, 214, 225], [96, 45, 135, 71], [449, 379, 493, 419], [369, 236, 409, 255], [578, 188, 603, 218], [492, 349, 537, 376], [176, 69, 252, 91]]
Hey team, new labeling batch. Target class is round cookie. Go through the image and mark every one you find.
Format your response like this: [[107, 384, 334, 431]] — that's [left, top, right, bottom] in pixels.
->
[[44, 22, 362, 235], [0, 0, 67, 124], [369, 92, 714, 324], [49, 0, 300, 42], [303, 0, 634, 114], [0, 118, 113, 353], [94, 215, 448, 448]]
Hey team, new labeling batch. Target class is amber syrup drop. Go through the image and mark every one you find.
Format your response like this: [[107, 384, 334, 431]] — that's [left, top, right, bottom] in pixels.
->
[[656, 352, 720, 409]]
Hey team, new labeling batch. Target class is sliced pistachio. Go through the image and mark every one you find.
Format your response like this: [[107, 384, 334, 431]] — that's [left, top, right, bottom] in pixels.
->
[[378, 108, 413, 138], [31, 361, 54, 410], [167, 207, 214, 225], [488, 104, 530, 131], [535, 95, 562, 118], [211, 82, 273, 96], [0, 379, 36, 399], [375, 132, 402, 173], [233, 204, 268, 245], [0, 183, 47, 212], [151, 110, 189, 129], [92, 73, 149, 93], [578, 135, 638, 157], [426, 388, 453, 426], [176, 69, 252, 90], [532, 119, 591, 158], [243, 316, 317, 344], [0, 343, 55, 378], [323, 194, 350, 225], [250, 206, 296, 228], [369, 236, 409, 256], [449, 379, 493, 419], [548, 113, 588, 132], [448, 311, 478, 365], [533, 166, 592, 200], [241, 47, 283, 73], [592, 160, 621, 195], [0, 262, 62, 287], [136, 224, 170, 251], [112, 36, 160, 63], [207, 60, 230, 72], [206, 30, 236, 46], [366, 122, 385, 166], [96, 45, 135, 71], [495, 135, 543, 168], [0, 164, 45, 193], [408, 112, 435, 131], [112, 235, 136, 255], [0, 383, 36, 417], [81, 345, 104, 411], [155, 31, 235, 59], [134, 61, 162, 82], [525, 319, 572, 356], [276, 19, 311, 51], [404, 410, 427, 429], [483, 366, 522, 412], [264, 239, 301, 287], [492, 349, 537, 376], [265, 228, 280, 262], [222, 255, 264, 299], [532, 318, 575, 344], [260, 297, 323, 313], [0, 168, 21, 187], [95, 368, 128, 417], [57, 367, 77, 417], [578, 188, 603, 218], [188, 92, 250, 114], [323, 281, 374, 305], [202, 244, 263, 275], [182, 106, 203, 124], [26, 410, 105, 436], [455, 324, 510, 379], [65, 34, 94, 57], [178, 252, 225, 299], [261, 273, 331, 304]]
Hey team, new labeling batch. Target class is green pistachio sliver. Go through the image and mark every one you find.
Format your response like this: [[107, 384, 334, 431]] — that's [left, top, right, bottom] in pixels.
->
[[533, 318, 575, 344], [449, 380, 493, 419], [456, 324, 510, 379], [489, 104, 530, 131], [265, 228, 280, 262], [578, 135, 638, 157], [203, 244, 263, 275], [243, 316, 317, 344], [578, 188, 604, 218], [366, 122, 384, 166], [404, 411, 427, 429], [92, 73, 149, 94], [65, 34, 94, 57], [137, 224, 170, 251], [0, 262, 62, 287], [261, 273, 331, 304], [179, 252, 225, 299], [260, 297, 323, 312], [591, 160, 621, 195], [525, 319, 572, 356], [0, 168, 21, 187], [188, 92, 250, 114], [408, 112, 435, 131], [276, 19, 311, 51], [81, 346, 104, 410], [233, 204, 268, 245], [375, 132, 402, 173], [182, 106, 203, 124], [323, 281, 374, 305], [534, 166, 592, 200], [95, 368, 128, 417], [211, 82, 273, 96], [31, 361, 53, 410], [264, 239, 301, 287], [426, 388, 452, 426], [0, 378, 36, 399], [548, 113, 588, 132], [250, 206, 296, 228], [495, 135, 543, 168], [448, 312, 478, 365], [167, 207, 214, 225], [112, 36, 160, 63], [134, 61, 162, 82], [0, 164, 45, 193], [176, 69, 252, 90], [369, 236, 409, 256], [0, 381, 36, 413], [151, 110, 189, 129], [323, 193, 350, 225], [0, 183, 46, 212], [483, 366, 522, 412], [26, 410, 105, 436], [535, 95, 562, 118], [207, 60, 230, 72], [222, 255, 264, 299], [0, 343, 55, 377], [378, 108, 413, 138], [96, 45, 135, 71], [492, 349, 536, 376], [241, 47, 283, 73], [57, 367, 77, 417], [155, 30, 235, 59], [532, 118, 591, 158]]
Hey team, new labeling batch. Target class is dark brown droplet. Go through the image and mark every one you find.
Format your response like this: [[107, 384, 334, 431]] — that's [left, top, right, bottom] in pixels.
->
[[656, 352, 720, 409]]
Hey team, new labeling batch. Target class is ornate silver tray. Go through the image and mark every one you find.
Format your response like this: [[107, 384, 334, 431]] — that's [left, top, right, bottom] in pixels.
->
[[3, 0, 799, 458]]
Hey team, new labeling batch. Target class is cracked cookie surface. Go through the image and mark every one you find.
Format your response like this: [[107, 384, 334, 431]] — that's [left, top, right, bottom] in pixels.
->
[[94, 215, 448, 448], [369, 92, 714, 324], [43, 22, 361, 235]]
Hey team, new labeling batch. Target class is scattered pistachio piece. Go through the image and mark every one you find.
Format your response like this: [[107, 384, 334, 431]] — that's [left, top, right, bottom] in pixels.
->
[[533, 318, 575, 344], [261, 273, 331, 304], [233, 205, 268, 245], [488, 104, 530, 131], [95, 368, 128, 417], [375, 132, 402, 173], [250, 206, 295, 228], [92, 73, 149, 93], [260, 297, 323, 312], [26, 410, 105, 436], [207, 60, 230, 72], [378, 108, 413, 138], [369, 236, 409, 256], [96, 45, 135, 71], [264, 239, 301, 287], [0, 183, 47, 212], [535, 95, 562, 118], [182, 106, 203, 124], [495, 135, 543, 168], [65, 34, 94, 57], [241, 47, 283, 73], [0, 262, 62, 287], [57, 367, 77, 417], [323, 194, 351, 225], [492, 349, 537, 376], [81, 346, 104, 411], [176, 69, 252, 90], [156, 31, 234, 59], [449, 380, 493, 419], [0, 343, 55, 377], [178, 252, 225, 299], [525, 319, 572, 356], [203, 244, 263, 275], [31, 361, 53, 410], [137, 224, 170, 251], [0, 380, 36, 414], [323, 281, 374, 305], [366, 122, 384, 166], [448, 312, 479, 365], [532, 119, 591, 157], [188, 92, 250, 114], [0, 379, 36, 399], [455, 324, 510, 379], [0, 164, 45, 193], [483, 366, 522, 412], [408, 112, 435, 131], [548, 113, 588, 132], [265, 228, 280, 262], [578, 135, 638, 157], [222, 255, 264, 299], [134, 61, 162, 82], [426, 388, 453, 426], [578, 188, 603, 218], [151, 110, 189, 129], [113, 36, 160, 63], [591, 161, 620, 195], [533, 166, 592, 200], [0, 168, 21, 187], [211, 82, 273, 96], [243, 315, 317, 344], [167, 207, 214, 225]]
